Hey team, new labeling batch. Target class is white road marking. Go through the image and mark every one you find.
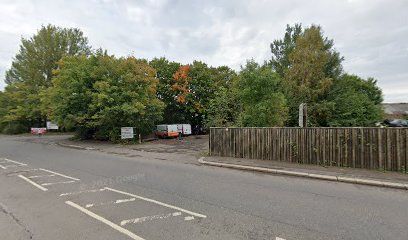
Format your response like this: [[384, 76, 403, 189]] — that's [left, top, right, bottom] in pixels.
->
[[28, 174, 56, 179], [0, 164, 6, 169], [105, 187, 207, 219], [18, 175, 48, 191], [84, 198, 136, 208], [121, 212, 182, 226], [23, 169, 40, 172], [59, 188, 106, 197], [276, 237, 286, 240], [41, 180, 76, 186], [1, 164, 20, 168], [5, 158, 27, 166], [65, 201, 145, 240], [39, 168, 80, 181], [184, 216, 194, 221]]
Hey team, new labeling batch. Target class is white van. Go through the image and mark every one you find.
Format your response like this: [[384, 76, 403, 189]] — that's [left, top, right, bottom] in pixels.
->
[[177, 124, 192, 135], [155, 124, 179, 138]]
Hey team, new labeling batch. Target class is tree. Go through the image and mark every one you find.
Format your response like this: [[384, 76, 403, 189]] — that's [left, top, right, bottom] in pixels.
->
[[283, 25, 342, 126], [171, 61, 236, 127], [270, 24, 343, 79], [1, 25, 91, 133], [48, 52, 164, 141], [270, 24, 303, 78], [149, 58, 181, 123], [237, 60, 288, 127], [325, 74, 383, 126], [205, 75, 240, 128], [6, 24, 90, 86]]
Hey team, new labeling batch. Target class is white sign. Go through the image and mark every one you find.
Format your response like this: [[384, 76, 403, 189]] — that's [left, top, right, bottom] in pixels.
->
[[121, 127, 134, 139], [46, 121, 59, 130]]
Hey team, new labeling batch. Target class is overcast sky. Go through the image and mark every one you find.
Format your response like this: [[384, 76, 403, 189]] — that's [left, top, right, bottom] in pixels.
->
[[0, 0, 407, 102]]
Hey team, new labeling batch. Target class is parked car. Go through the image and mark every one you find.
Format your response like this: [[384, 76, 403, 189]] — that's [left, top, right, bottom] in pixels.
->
[[383, 119, 408, 127], [177, 124, 192, 136], [155, 124, 179, 138]]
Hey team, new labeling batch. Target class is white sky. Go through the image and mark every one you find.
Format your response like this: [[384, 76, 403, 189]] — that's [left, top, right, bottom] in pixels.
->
[[0, 0, 407, 102]]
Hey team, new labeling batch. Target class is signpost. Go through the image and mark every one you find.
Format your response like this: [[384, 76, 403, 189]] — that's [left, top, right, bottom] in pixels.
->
[[299, 103, 307, 127], [121, 127, 134, 139]]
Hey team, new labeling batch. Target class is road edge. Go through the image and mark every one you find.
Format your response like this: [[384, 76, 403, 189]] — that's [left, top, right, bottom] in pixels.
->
[[198, 157, 408, 190]]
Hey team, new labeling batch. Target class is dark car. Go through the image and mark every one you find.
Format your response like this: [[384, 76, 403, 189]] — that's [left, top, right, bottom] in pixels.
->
[[383, 119, 408, 127]]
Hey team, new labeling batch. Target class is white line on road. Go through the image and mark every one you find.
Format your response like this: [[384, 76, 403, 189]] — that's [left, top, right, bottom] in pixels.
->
[[0, 164, 5, 169], [105, 187, 207, 219], [5, 158, 27, 166], [41, 180, 76, 186], [18, 175, 48, 191], [1, 164, 21, 168], [65, 201, 145, 240], [121, 212, 182, 226], [184, 216, 194, 221], [85, 198, 136, 208], [59, 188, 106, 197], [39, 168, 80, 181], [276, 237, 286, 240], [28, 174, 56, 179]]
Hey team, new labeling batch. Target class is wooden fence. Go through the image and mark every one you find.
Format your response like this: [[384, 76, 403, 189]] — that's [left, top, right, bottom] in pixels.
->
[[209, 127, 408, 172]]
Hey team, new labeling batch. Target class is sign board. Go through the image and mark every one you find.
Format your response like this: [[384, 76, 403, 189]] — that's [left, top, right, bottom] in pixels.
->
[[121, 127, 134, 139], [31, 128, 47, 135], [46, 121, 59, 130]]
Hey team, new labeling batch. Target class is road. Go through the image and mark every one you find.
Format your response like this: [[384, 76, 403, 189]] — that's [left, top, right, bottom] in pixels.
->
[[0, 135, 407, 240]]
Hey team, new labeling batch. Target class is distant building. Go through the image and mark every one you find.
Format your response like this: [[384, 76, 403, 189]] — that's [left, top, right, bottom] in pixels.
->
[[382, 103, 408, 119]]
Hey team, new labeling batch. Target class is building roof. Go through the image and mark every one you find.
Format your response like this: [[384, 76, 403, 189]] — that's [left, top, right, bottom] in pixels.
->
[[382, 103, 408, 115]]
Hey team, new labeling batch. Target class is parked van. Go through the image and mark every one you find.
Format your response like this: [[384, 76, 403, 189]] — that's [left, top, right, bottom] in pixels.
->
[[177, 124, 192, 136], [155, 124, 179, 138]]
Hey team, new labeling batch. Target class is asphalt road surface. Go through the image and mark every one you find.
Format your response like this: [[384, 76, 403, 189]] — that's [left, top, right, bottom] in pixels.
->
[[1, 135, 407, 240]]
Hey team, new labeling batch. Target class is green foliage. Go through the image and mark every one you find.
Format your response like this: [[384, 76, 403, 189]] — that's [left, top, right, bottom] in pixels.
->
[[6, 24, 90, 86], [274, 25, 345, 126], [205, 84, 240, 128], [236, 60, 288, 127], [48, 53, 164, 141], [170, 61, 237, 127], [1, 23, 387, 138], [326, 74, 383, 126], [270, 24, 303, 78], [149, 57, 182, 123], [1, 24, 91, 134]]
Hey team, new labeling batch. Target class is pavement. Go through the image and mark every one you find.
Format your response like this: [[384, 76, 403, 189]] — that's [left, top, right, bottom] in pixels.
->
[[1, 134, 408, 240]]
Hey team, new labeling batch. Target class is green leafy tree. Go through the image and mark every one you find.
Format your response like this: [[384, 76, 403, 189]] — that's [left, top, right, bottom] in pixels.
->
[[171, 61, 236, 127], [237, 60, 288, 127], [271, 24, 343, 79], [1, 24, 91, 133], [270, 24, 303, 78], [149, 57, 182, 123], [205, 79, 240, 128], [6, 24, 90, 86], [283, 25, 342, 126], [48, 52, 164, 141], [326, 74, 383, 126]]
